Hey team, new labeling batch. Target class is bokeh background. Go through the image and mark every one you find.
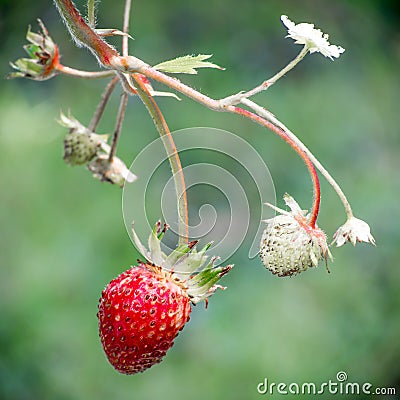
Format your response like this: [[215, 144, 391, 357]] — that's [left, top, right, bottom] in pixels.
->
[[1, 0, 399, 399]]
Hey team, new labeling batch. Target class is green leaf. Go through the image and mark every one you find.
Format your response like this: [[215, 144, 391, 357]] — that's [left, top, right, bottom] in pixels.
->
[[153, 54, 225, 75]]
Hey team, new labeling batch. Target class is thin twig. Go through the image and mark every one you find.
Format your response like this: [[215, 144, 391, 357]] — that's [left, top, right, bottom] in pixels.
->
[[56, 64, 114, 79], [122, 0, 132, 57], [109, 93, 128, 162], [88, 76, 119, 132], [87, 0, 95, 27]]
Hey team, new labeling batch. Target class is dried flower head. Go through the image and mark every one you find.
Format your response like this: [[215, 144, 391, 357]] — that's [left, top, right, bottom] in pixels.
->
[[281, 15, 345, 60], [332, 216, 376, 247], [87, 154, 136, 187], [9, 19, 59, 81], [260, 194, 332, 277]]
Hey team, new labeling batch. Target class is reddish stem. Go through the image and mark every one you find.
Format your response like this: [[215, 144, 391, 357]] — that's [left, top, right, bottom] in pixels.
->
[[55, 0, 118, 65], [232, 106, 320, 228]]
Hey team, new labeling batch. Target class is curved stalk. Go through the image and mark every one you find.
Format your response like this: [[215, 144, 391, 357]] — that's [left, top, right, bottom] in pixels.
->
[[232, 106, 321, 227], [240, 98, 353, 219], [267, 46, 309, 86], [127, 74, 189, 244]]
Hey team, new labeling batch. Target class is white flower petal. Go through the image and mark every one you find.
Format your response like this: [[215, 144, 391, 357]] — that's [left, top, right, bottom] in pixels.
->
[[332, 217, 375, 247], [281, 15, 345, 60]]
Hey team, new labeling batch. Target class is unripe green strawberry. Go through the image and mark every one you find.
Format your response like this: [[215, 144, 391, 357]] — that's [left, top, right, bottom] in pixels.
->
[[58, 112, 109, 166], [63, 130, 100, 165], [260, 194, 331, 277], [98, 222, 232, 374], [98, 264, 191, 374]]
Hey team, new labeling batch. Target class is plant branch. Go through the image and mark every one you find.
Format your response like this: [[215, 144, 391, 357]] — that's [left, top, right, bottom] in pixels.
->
[[56, 64, 115, 79], [87, 0, 95, 27], [240, 98, 354, 219], [268, 46, 309, 86], [122, 0, 132, 57], [218, 46, 310, 106], [109, 93, 128, 162], [120, 73, 189, 244], [53, 0, 118, 65], [88, 76, 119, 132], [52, 1, 350, 222], [231, 106, 321, 227]]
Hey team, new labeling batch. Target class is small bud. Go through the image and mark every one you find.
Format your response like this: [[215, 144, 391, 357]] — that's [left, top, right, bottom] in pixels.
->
[[8, 19, 59, 81], [260, 194, 331, 277]]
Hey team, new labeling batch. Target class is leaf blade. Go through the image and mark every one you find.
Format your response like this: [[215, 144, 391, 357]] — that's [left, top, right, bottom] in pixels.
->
[[153, 54, 224, 75]]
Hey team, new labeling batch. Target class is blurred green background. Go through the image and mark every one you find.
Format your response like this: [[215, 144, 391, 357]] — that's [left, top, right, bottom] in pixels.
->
[[1, 0, 400, 399]]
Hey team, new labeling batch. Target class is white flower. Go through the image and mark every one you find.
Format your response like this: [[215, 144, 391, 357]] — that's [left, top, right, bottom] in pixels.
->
[[332, 217, 376, 247], [281, 15, 345, 60]]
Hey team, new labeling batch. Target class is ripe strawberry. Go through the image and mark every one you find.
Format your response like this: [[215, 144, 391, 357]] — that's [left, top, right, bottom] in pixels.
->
[[98, 264, 191, 374], [98, 222, 232, 374]]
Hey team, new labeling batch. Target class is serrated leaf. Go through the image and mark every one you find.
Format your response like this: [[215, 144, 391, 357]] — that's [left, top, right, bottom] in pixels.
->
[[153, 54, 224, 75]]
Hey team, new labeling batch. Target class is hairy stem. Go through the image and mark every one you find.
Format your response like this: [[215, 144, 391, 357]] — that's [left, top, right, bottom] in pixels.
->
[[88, 76, 119, 132], [53, 1, 350, 222], [56, 64, 114, 79], [109, 93, 128, 162], [267, 46, 309, 86], [126, 74, 189, 244], [220, 47, 309, 106], [53, 0, 118, 65], [87, 0, 95, 27], [240, 98, 353, 219], [232, 106, 321, 227], [122, 0, 132, 57]]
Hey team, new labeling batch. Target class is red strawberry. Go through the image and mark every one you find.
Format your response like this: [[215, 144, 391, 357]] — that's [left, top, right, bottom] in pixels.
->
[[98, 264, 191, 374], [98, 222, 232, 374]]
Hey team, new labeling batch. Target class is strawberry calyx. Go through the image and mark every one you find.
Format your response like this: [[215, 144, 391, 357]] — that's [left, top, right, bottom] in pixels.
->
[[131, 221, 233, 304]]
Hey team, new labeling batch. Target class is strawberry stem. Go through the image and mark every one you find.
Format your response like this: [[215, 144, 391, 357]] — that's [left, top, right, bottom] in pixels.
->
[[55, 64, 114, 79], [130, 75, 189, 245], [232, 106, 320, 228], [88, 76, 119, 132], [53, 0, 118, 65], [122, 0, 132, 57], [109, 93, 128, 162], [87, 0, 95, 27]]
